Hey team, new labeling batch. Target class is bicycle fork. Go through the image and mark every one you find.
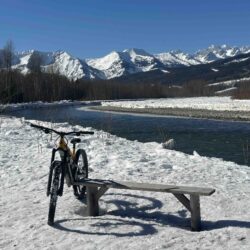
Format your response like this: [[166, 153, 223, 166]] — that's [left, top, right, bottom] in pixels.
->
[[47, 149, 65, 197]]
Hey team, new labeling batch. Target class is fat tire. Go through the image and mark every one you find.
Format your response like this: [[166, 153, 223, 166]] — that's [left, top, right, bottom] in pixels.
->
[[48, 162, 61, 226], [73, 149, 88, 200]]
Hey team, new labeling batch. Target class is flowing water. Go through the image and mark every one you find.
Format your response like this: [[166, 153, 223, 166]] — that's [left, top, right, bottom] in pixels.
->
[[6, 105, 250, 166]]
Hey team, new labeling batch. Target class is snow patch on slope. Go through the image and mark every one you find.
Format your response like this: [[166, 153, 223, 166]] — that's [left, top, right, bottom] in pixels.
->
[[211, 68, 219, 72], [208, 77, 250, 87], [224, 57, 250, 65], [215, 87, 237, 94], [47, 51, 86, 80], [87, 51, 126, 79]]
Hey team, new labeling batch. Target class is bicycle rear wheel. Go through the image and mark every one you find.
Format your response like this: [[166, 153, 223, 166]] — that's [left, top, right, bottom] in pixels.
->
[[48, 161, 61, 225], [73, 149, 88, 200]]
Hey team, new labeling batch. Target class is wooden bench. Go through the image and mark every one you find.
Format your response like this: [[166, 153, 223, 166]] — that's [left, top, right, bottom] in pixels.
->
[[75, 178, 215, 231]]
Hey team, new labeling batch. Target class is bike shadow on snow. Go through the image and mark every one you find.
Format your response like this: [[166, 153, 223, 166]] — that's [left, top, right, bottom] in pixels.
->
[[53, 192, 250, 236], [53, 192, 190, 236], [54, 217, 157, 237]]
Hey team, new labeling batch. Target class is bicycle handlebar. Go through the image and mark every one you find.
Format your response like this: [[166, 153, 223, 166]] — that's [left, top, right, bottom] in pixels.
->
[[30, 123, 94, 136]]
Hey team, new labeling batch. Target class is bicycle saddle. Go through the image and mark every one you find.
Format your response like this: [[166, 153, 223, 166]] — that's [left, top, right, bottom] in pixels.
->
[[70, 138, 81, 144]]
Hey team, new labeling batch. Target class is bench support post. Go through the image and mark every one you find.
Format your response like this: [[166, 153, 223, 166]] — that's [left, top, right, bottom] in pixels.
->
[[190, 195, 201, 231], [173, 194, 191, 212], [87, 186, 99, 216]]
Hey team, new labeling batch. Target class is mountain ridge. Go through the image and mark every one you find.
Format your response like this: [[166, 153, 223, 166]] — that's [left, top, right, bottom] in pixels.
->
[[1, 44, 250, 81]]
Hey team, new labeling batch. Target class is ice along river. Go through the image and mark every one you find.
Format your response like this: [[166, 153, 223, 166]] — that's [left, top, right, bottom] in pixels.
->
[[7, 104, 250, 166]]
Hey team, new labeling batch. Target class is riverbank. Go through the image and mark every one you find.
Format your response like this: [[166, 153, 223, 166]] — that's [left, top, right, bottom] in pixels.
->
[[0, 100, 102, 112], [90, 106, 250, 121]]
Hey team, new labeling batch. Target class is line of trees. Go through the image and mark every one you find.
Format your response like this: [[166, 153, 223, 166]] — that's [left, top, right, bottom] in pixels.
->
[[232, 80, 250, 99], [0, 69, 217, 104]]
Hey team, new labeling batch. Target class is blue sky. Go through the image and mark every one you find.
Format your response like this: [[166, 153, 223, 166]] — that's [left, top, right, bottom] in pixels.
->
[[0, 0, 249, 58]]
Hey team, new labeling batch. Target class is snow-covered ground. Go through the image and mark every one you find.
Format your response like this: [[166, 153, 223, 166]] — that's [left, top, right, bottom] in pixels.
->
[[102, 97, 250, 112], [1, 116, 250, 250]]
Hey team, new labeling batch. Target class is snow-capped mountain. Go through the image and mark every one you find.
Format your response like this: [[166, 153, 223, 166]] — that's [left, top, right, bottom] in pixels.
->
[[155, 45, 250, 66], [194, 44, 250, 63], [4, 45, 250, 80], [11, 50, 103, 81], [13, 50, 55, 75], [87, 48, 165, 79], [155, 50, 200, 67]]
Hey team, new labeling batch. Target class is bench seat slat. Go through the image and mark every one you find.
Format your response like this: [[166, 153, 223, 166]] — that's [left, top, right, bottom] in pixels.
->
[[75, 178, 215, 196]]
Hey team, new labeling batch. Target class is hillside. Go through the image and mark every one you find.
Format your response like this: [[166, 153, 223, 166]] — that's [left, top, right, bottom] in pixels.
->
[[113, 52, 250, 86]]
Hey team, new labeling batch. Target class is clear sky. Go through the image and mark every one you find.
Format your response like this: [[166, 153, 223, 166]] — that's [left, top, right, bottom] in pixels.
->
[[0, 0, 249, 58]]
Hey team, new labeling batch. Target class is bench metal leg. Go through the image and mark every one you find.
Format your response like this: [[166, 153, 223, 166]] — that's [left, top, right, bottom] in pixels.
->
[[190, 195, 201, 231], [87, 186, 99, 216]]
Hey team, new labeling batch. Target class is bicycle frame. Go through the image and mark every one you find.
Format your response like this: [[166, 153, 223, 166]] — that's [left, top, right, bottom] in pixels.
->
[[58, 136, 76, 159], [47, 136, 77, 197]]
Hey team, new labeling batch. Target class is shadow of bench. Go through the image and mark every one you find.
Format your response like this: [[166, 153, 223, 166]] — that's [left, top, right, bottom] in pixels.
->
[[74, 178, 215, 231]]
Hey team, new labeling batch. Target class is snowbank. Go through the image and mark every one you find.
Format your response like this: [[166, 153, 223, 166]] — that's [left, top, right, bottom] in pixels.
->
[[102, 97, 250, 112], [0, 100, 101, 112], [1, 116, 249, 249]]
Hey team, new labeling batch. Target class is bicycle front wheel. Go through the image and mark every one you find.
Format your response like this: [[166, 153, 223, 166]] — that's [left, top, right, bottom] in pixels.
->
[[73, 149, 88, 200], [48, 162, 61, 225]]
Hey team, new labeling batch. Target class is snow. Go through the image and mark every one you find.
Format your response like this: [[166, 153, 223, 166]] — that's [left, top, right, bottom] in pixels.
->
[[161, 69, 170, 73], [12, 50, 102, 81], [224, 57, 250, 65], [86, 51, 126, 79], [155, 51, 200, 67], [12, 53, 32, 75], [8, 45, 250, 80], [124, 48, 153, 58], [1, 116, 250, 249], [87, 51, 121, 71], [50, 51, 86, 81], [102, 97, 250, 112], [215, 87, 237, 94], [211, 68, 219, 72], [194, 45, 250, 64], [86, 49, 162, 79], [208, 77, 250, 87], [0, 100, 101, 112], [155, 45, 250, 66]]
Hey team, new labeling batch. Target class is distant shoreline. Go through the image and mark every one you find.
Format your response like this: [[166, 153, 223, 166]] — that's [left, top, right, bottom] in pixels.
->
[[90, 106, 250, 122]]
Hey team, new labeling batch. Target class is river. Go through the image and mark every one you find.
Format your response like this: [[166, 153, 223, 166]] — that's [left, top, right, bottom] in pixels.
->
[[6, 104, 250, 166]]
